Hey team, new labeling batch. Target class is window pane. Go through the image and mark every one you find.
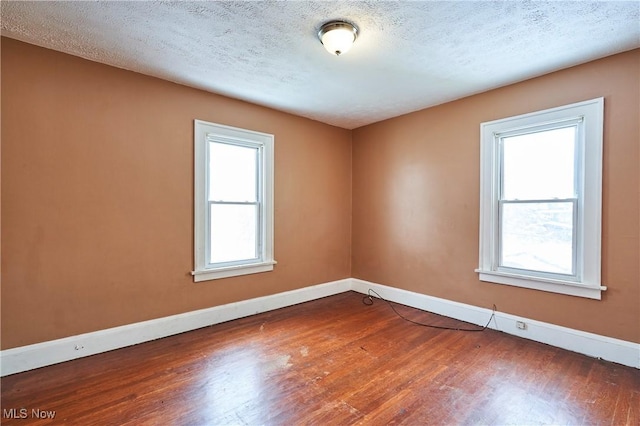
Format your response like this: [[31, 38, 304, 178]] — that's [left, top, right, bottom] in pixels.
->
[[501, 202, 574, 275], [209, 142, 257, 202], [210, 204, 258, 264], [502, 127, 575, 200]]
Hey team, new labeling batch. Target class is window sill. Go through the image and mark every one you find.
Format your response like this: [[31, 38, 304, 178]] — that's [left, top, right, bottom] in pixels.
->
[[192, 260, 277, 282], [475, 269, 605, 300]]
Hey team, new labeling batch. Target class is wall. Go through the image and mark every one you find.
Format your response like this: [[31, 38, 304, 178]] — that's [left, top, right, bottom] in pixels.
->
[[352, 49, 639, 343], [3, 37, 638, 351], [1, 38, 352, 349]]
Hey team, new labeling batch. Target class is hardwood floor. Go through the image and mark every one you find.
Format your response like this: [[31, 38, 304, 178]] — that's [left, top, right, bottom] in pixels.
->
[[2, 291, 639, 425]]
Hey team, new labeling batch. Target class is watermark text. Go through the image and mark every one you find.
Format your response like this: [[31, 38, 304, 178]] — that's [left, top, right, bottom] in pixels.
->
[[3, 408, 56, 420]]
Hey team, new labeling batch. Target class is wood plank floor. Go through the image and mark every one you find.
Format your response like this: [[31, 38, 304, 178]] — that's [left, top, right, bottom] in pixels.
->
[[2, 291, 639, 425]]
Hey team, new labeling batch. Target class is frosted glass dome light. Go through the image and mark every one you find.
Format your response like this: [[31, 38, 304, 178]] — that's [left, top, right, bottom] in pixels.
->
[[318, 21, 358, 56]]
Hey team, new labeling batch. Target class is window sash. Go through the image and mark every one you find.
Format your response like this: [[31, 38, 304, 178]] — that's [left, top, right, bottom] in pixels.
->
[[207, 201, 261, 266], [493, 119, 582, 282], [498, 123, 580, 202], [207, 137, 260, 203], [206, 140, 264, 269], [497, 198, 578, 280]]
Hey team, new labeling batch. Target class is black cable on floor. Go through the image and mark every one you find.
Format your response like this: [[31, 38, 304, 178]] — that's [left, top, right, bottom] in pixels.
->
[[363, 288, 496, 332]]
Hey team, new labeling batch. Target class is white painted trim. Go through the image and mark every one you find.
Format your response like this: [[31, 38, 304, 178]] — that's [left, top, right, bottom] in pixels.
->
[[476, 270, 603, 300], [0, 279, 351, 377], [193, 120, 275, 282], [2, 278, 637, 376], [192, 261, 277, 282], [350, 278, 639, 369], [477, 97, 604, 299]]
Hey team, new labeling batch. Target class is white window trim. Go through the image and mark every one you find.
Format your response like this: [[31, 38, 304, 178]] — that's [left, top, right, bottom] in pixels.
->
[[476, 98, 605, 299], [192, 120, 275, 282]]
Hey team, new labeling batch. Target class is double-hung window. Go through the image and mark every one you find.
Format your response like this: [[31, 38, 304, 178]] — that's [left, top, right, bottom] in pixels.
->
[[192, 120, 275, 282], [476, 98, 604, 299]]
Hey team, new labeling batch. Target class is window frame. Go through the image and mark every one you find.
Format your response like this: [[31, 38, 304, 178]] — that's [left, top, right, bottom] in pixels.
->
[[476, 98, 605, 299], [192, 120, 275, 282]]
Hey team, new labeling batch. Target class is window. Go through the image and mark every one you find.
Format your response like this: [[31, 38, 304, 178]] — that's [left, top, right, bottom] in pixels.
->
[[476, 98, 604, 299], [192, 120, 275, 282]]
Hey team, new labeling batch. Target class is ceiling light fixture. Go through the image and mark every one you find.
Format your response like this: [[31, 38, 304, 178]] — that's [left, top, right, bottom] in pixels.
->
[[318, 21, 358, 56]]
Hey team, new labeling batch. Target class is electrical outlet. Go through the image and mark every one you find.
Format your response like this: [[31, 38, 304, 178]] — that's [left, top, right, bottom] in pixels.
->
[[516, 321, 527, 330]]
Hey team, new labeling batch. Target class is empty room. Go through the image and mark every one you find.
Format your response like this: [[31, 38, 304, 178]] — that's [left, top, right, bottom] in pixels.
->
[[1, 1, 639, 425]]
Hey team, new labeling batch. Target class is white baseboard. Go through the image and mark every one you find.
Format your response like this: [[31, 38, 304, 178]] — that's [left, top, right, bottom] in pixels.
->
[[0, 279, 351, 376], [2, 277, 638, 376], [350, 278, 640, 369]]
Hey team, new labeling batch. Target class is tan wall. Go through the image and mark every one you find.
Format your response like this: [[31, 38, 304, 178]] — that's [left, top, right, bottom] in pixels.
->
[[2, 37, 638, 350], [352, 49, 640, 343], [1, 38, 352, 349]]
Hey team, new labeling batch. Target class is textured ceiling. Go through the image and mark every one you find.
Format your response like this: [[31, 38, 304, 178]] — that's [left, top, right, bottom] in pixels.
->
[[2, 1, 639, 129]]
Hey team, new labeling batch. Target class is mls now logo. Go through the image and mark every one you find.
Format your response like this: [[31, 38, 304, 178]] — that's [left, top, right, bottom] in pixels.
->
[[3, 408, 56, 419]]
